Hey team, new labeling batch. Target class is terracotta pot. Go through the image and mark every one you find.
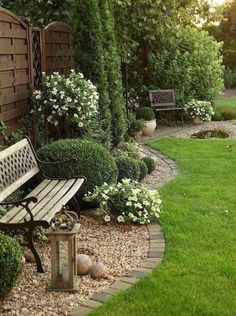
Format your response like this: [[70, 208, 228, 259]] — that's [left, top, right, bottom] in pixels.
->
[[131, 130, 142, 139], [142, 119, 157, 136], [192, 116, 203, 125]]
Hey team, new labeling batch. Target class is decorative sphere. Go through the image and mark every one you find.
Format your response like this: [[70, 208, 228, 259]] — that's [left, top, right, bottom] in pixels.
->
[[90, 262, 106, 278], [77, 254, 92, 276]]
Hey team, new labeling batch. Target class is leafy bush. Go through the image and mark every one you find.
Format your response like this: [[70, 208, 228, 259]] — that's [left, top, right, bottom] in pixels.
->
[[0, 233, 22, 298], [113, 141, 139, 159], [138, 160, 148, 180], [224, 68, 236, 89], [129, 119, 145, 133], [150, 26, 224, 103], [85, 179, 162, 224], [115, 156, 140, 182], [136, 107, 155, 120], [184, 99, 215, 121], [142, 157, 156, 174], [37, 139, 118, 196]]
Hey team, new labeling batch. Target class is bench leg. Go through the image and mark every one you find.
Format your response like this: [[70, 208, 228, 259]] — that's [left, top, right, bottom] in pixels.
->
[[26, 227, 44, 273], [180, 112, 184, 127]]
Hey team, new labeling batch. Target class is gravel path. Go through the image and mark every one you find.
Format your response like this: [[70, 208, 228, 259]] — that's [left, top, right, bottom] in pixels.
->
[[141, 121, 236, 142], [0, 217, 149, 316]]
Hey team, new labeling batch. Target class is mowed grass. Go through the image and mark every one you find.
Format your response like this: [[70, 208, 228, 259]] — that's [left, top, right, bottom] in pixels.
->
[[89, 139, 236, 316], [215, 96, 236, 120]]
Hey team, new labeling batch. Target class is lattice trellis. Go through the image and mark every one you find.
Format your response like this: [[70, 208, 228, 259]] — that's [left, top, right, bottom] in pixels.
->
[[32, 28, 43, 90], [0, 141, 39, 200]]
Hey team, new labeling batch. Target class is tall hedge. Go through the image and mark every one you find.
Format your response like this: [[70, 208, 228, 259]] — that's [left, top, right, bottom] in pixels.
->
[[74, 0, 112, 145], [99, 0, 127, 145]]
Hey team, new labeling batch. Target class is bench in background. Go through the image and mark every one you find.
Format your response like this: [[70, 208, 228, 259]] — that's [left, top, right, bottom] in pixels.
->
[[149, 89, 184, 126]]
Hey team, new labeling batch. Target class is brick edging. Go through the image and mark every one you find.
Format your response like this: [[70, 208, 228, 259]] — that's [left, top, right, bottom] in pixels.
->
[[70, 223, 165, 316]]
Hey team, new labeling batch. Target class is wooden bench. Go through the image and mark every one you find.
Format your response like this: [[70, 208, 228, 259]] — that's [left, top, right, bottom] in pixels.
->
[[149, 89, 184, 126], [0, 137, 85, 272]]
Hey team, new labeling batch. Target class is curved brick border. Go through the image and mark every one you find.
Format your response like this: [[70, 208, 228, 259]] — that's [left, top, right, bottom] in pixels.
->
[[70, 223, 165, 316]]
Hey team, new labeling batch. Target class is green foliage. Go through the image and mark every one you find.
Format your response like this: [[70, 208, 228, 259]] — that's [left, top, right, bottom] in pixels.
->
[[74, 0, 112, 145], [113, 141, 139, 159], [0, 0, 74, 24], [215, 96, 236, 120], [99, 0, 127, 145], [129, 119, 145, 133], [150, 26, 224, 102], [0, 233, 22, 298], [37, 139, 118, 196], [136, 107, 155, 120], [142, 156, 156, 174], [224, 68, 236, 88], [137, 159, 148, 180], [115, 156, 140, 182]]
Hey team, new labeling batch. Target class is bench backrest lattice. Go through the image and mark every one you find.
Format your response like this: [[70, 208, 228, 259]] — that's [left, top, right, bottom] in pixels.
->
[[149, 89, 176, 108], [0, 139, 39, 202]]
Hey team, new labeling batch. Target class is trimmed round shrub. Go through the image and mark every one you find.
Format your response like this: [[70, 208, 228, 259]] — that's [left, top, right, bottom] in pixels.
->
[[138, 160, 148, 180], [115, 156, 140, 182], [37, 139, 118, 196], [0, 233, 22, 298], [136, 107, 155, 121], [142, 157, 156, 174]]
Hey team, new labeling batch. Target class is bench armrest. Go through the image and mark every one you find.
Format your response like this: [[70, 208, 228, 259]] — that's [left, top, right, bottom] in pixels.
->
[[0, 197, 38, 222], [37, 158, 79, 179]]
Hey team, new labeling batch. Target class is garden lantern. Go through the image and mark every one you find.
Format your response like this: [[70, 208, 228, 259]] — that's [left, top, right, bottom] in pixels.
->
[[48, 224, 80, 292]]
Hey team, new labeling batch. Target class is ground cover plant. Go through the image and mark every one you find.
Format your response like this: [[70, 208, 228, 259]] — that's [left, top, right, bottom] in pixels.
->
[[89, 138, 236, 316], [215, 96, 236, 120]]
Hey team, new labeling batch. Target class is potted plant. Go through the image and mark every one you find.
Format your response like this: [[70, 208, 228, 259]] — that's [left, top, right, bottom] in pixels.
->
[[184, 99, 214, 125], [136, 107, 156, 136], [129, 119, 145, 138]]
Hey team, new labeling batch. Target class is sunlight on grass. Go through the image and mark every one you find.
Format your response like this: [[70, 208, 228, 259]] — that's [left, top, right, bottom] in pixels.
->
[[89, 139, 236, 316], [215, 97, 236, 120]]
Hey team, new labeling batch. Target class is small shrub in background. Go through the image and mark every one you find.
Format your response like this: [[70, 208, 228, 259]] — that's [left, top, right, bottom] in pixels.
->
[[85, 179, 161, 224], [115, 156, 140, 182], [224, 67, 236, 89], [136, 107, 155, 121], [142, 157, 156, 174], [113, 141, 139, 159], [37, 139, 118, 196], [0, 233, 22, 298], [138, 160, 148, 180]]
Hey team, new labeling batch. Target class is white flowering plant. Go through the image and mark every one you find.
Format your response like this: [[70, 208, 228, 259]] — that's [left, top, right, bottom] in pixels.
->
[[32, 70, 99, 131], [184, 99, 215, 121], [84, 179, 162, 225]]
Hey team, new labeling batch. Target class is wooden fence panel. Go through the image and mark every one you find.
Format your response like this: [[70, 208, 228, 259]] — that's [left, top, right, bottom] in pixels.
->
[[43, 22, 74, 76], [0, 8, 33, 135]]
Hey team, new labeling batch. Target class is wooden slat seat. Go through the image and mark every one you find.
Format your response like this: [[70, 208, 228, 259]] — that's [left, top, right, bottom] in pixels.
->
[[1, 178, 83, 224], [0, 137, 85, 273]]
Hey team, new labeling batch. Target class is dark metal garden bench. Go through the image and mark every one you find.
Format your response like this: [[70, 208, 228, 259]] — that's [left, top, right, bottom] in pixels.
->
[[0, 137, 85, 273], [149, 89, 184, 126]]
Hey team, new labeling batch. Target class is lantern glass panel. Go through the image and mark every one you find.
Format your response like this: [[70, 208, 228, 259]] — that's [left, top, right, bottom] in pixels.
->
[[58, 240, 69, 284]]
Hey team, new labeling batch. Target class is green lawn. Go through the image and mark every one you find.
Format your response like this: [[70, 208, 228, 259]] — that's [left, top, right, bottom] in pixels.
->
[[89, 138, 236, 316], [215, 96, 236, 120]]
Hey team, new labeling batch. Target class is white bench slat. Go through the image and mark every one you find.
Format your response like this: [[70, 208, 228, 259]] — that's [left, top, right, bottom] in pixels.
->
[[26, 179, 76, 223], [41, 178, 84, 223], [16, 179, 68, 223], [0, 179, 52, 223]]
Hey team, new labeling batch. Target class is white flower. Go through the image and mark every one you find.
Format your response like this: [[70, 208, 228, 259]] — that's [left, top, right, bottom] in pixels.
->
[[78, 122, 84, 128], [117, 215, 125, 223], [126, 201, 132, 206], [74, 113, 79, 118], [104, 215, 111, 222]]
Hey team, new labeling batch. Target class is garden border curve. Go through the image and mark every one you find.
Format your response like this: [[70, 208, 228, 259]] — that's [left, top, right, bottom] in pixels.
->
[[70, 223, 165, 316]]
